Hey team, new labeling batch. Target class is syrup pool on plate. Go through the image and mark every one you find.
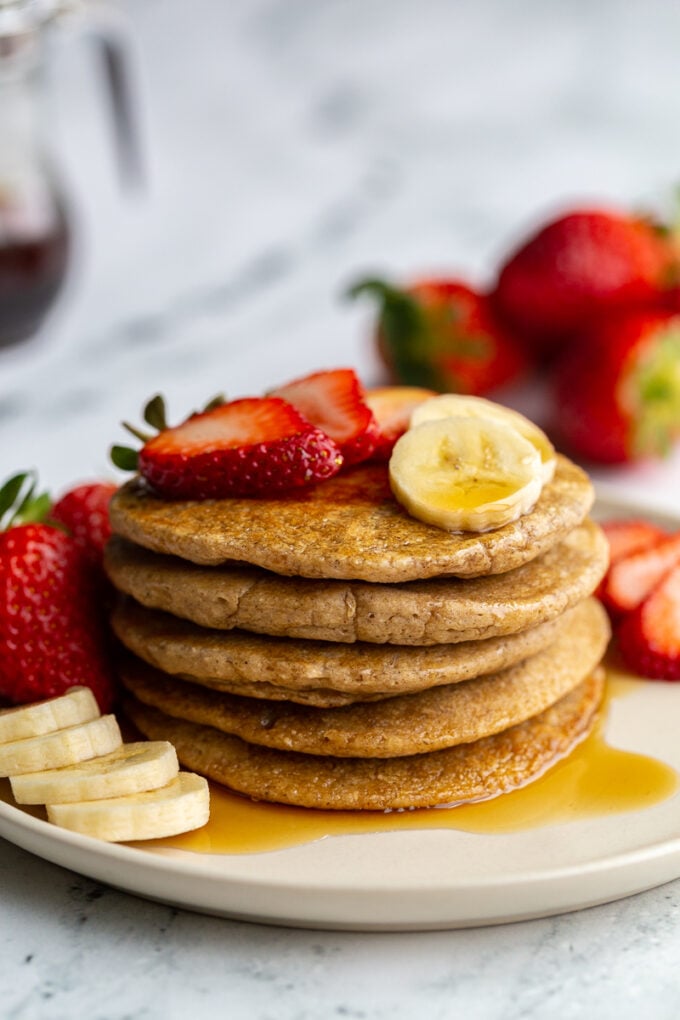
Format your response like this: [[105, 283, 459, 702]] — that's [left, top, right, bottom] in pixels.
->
[[136, 665, 678, 855], [1, 665, 676, 853]]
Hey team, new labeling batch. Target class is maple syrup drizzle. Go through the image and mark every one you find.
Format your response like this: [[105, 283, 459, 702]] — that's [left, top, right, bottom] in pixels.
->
[[143, 668, 678, 855], [0, 669, 676, 854]]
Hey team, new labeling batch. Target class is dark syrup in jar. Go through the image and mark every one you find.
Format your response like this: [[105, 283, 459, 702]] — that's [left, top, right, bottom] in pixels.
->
[[0, 195, 69, 348]]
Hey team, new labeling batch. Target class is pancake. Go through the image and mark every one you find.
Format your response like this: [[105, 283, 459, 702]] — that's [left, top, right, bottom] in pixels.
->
[[108, 455, 593, 582], [119, 597, 610, 757], [105, 518, 607, 646], [124, 670, 604, 809], [111, 598, 587, 705]]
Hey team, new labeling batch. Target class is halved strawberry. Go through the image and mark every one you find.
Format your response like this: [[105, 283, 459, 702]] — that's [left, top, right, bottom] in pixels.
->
[[599, 518, 669, 566], [130, 397, 343, 499], [618, 565, 680, 680], [602, 531, 680, 615], [363, 386, 436, 460], [271, 369, 379, 466]]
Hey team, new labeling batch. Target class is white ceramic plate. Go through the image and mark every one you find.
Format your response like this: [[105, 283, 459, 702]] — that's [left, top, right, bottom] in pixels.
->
[[1, 493, 679, 931]]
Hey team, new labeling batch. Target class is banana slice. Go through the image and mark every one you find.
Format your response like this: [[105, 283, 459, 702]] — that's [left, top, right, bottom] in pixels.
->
[[10, 741, 178, 805], [0, 715, 122, 778], [46, 772, 210, 842], [410, 394, 556, 483], [0, 687, 100, 744], [389, 416, 543, 532]]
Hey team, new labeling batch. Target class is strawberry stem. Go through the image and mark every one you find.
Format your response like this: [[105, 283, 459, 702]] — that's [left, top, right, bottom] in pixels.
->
[[111, 392, 226, 476], [122, 421, 153, 443]]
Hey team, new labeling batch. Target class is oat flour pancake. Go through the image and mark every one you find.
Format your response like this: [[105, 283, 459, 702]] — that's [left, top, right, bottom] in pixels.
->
[[120, 596, 609, 757], [109, 456, 593, 582], [112, 599, 589, 706], [105, 518, 607, 646], [124, 670, 604, 809]]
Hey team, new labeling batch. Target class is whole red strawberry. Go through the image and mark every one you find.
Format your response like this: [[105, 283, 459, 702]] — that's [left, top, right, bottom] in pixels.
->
[[349, 277, 528, 395], [551, 310, 680, 463], [0, 474, 116, 710], [51, 482, 117, 568], [492, 208, 677, 356]]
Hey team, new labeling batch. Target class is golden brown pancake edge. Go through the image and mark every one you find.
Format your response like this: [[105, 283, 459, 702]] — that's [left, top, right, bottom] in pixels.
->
[[105, 517, 607, 645], [119, 597, 610, 757], [112, 599, 590, 703], [108, 455, 594, 582], [124, 671, 605, 810]]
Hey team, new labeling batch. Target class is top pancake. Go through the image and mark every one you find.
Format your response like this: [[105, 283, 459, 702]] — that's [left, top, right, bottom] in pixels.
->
[[109, 455, 593, 582]]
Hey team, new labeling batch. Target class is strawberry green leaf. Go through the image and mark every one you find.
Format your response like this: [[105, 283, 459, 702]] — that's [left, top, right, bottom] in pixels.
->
[[143, 394, 168, 432], [110, 445, 140, 471], [0, 470, 51, 529], [0, 472, 30, 522], [12, 492, 52, 526]]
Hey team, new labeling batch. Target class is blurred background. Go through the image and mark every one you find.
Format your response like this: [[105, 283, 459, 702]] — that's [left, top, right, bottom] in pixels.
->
[[2, 0, 680, 502]]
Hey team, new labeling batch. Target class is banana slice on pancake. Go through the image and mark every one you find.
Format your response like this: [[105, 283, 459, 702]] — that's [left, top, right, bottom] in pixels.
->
[[389, 416, 543, 532], [410, 394, 556, 483]]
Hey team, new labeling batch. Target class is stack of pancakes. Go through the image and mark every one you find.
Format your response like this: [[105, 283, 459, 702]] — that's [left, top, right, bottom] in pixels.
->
[[105, 456, 610, 811]]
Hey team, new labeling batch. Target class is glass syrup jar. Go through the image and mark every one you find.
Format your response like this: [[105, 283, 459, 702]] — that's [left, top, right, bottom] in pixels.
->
[[0, 0, 140, 349]]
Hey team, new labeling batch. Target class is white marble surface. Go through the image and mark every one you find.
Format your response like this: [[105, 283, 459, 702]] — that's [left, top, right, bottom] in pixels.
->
[[2, 0, 680, 1015]]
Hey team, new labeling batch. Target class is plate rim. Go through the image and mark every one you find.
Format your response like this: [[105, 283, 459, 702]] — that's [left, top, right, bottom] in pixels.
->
[[2, 491, 680, 929]]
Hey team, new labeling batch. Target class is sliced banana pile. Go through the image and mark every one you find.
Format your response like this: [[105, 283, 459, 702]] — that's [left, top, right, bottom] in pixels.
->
[[0, 688, 209, 842], [389, 394, 556, 533]]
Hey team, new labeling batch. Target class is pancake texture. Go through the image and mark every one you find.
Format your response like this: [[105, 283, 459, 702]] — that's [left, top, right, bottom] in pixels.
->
[[109, 456, 594, 582], [108, 424, 610, 811], [111, 599, 587, 704], [119, 597, 609, 757], [105, 518, 607, 645], [124, 670, 605, 810]]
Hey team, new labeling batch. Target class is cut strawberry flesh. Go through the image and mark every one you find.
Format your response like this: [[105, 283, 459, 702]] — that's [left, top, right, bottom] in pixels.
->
[[139, 397, 343, 499], [599, 518, 668, 565], [603, 531, 680, 614], [618, 566, 680, 680], [146, 398, 305, 455], [272, 369, 378, 465], [364, 386, 436, 459]]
